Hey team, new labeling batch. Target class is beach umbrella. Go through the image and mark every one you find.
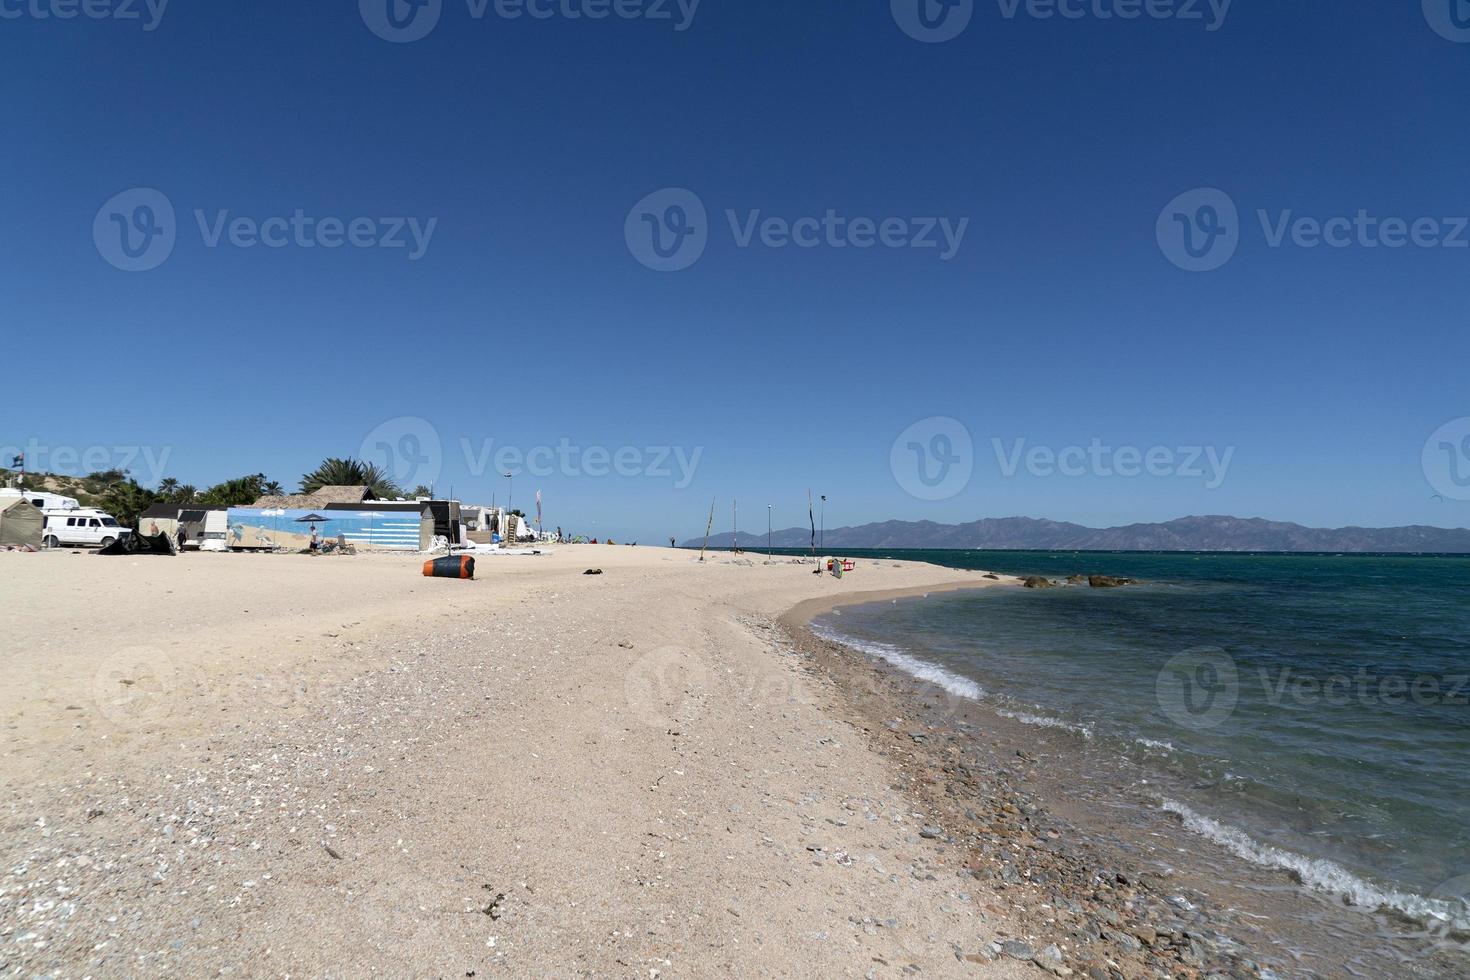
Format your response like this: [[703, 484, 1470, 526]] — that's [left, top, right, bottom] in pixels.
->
[[295, 513, 329, 531]]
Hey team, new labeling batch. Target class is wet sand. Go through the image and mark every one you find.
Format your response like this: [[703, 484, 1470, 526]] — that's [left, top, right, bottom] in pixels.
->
[[784, 589, 1470, 980]]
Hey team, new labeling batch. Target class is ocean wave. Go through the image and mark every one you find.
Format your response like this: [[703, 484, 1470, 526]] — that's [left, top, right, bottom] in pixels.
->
[[995, 708, 1094, 740], [1160, 799, 1470, 932], [810, 623, 983, 701]]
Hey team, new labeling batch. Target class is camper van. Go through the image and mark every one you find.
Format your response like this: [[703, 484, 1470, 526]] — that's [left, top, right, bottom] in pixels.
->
[[42, 509, 131, 549], [0, 488, 81, 514]]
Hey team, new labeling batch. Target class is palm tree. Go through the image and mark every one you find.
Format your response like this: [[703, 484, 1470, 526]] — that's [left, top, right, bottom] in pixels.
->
[[299, 458, 402, 499], [102, 478, 158, 528], [198, 474, 270, 507], [174, 485, 197, 503], [262, 479, 284, 496], [158, 477, 180, 497]]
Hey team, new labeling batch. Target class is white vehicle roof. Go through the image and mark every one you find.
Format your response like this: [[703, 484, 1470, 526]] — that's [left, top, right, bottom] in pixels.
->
[[1, 488, 80, 510]]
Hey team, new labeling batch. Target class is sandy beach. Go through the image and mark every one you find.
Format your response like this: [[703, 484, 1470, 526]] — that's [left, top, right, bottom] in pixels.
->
[[7, 546, 1461, 979], [2, 546, 1052, 978]]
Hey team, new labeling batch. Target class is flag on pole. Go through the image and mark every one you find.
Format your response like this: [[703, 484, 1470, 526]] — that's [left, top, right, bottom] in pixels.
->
[[808, 490, 816, 556], [535, 489, 542, 532]]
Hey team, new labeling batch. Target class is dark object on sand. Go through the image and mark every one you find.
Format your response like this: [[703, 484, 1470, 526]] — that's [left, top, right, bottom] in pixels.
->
[[983, 573, 1000, 580], [1022, 576, 1055, 589], [584, 568, 603, 575], [1088, 575, 1139, 588], [423, 555, 475, 579], [99, 532, 176, 556]]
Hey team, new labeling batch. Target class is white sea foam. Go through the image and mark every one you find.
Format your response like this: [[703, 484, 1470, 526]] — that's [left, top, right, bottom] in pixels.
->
[[810, 623, 983, 701], [1160, 799, 1470, 932], [995, 708, 1094, 740], [1135, 738, 1175, 753]]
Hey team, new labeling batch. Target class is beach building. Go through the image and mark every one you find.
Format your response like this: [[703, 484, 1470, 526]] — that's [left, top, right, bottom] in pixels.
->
[[460, 505, 538, 546], [224, 487, 460, 552], [138, 503, 230, 549]]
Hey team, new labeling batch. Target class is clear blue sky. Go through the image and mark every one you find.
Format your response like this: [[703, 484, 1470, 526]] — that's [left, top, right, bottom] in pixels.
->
[[4, 1, 1469, 542]]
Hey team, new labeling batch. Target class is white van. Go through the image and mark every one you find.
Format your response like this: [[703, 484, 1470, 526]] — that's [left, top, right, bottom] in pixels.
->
[[43, 509, 131, 549]]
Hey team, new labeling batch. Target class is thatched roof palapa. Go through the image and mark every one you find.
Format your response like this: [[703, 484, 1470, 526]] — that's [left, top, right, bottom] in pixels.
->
[[250, 485, 374, 509]]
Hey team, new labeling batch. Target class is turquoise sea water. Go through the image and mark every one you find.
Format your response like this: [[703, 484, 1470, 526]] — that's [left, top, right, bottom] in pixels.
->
[[793, 549, 1470, 934]]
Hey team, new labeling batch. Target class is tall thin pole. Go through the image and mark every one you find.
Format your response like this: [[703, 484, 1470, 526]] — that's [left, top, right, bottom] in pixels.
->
[[820, 494, 826, 550], [700, 498, 715, 562], [767, 505, 772, 558], [808, 490, 816, 559], [733, 499, 738, 554]]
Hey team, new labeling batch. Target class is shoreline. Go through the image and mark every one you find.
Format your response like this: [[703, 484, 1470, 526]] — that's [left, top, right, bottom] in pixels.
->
[[780, 576, 1021, 630], [777, 584, 1470, 979]]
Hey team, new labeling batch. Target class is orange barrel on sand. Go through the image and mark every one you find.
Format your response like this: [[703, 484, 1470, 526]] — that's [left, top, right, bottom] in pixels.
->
[[423, 555, 475, 579]]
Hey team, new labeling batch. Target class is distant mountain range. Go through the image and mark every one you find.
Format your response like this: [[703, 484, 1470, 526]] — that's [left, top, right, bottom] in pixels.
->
[[684, 516, 1470, 553]]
